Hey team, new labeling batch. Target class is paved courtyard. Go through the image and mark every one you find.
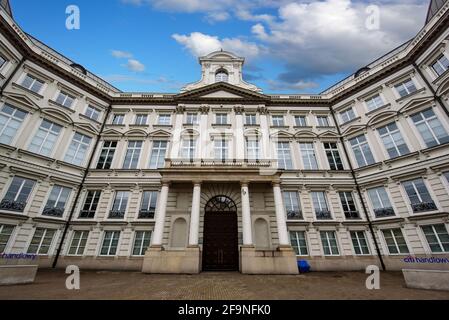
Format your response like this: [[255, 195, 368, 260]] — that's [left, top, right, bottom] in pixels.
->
[[0, 270, 448, 300]]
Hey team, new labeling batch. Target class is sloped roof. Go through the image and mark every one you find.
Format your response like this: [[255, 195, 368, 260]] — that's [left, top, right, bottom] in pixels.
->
[[426, 0, 447, 23]]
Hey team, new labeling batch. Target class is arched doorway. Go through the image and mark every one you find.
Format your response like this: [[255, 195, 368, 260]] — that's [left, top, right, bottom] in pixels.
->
[[202, 196, 239, 271]]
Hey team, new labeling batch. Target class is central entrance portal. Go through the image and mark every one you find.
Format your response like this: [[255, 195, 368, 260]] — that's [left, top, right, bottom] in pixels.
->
[[202, 196, 239, 271]]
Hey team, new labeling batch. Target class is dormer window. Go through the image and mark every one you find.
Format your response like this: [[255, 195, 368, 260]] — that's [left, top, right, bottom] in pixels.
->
[[215, 69, 229, 83]]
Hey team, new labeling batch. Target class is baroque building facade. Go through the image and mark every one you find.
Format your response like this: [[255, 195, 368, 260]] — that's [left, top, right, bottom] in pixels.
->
[[0, 0, 449, 274]]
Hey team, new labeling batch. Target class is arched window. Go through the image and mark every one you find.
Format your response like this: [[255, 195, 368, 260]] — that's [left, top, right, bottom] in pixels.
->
[[215, 69, 229, 83], [205, 196, 237, 213]]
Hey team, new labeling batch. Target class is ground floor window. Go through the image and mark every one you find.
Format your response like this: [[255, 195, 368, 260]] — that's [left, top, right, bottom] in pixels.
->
[[0, 224, 14, 253], [320, 231, 339, 256], [289, 231, 308, 256], [382, 228, 409, 255], [421, 224, 449, 253], [68, 231, 89, 256], [27, 228, 56, 255], [132, 231, 152, 256], [100, 231, 120, 256], [350, 231, 370, 255]]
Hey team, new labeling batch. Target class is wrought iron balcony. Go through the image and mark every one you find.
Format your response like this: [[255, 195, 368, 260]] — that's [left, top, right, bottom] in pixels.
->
[[374, 207, 395, 218], [412, 201, 437, 213], [344, 211, 360, 219], [286, 210, 303, 220], [109, 210, 125, 219], [315, 210, 332, 220], [138, 210, 155, 219], [42, 207, 64, 217], [0, 199, 26, 212], [79, 210, 96, 219]]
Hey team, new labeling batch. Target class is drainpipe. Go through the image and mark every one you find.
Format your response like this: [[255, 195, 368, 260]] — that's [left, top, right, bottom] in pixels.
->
[[0, 57, 25, 95], [329, 110, 386, 271], [52, 102, 112, 268]]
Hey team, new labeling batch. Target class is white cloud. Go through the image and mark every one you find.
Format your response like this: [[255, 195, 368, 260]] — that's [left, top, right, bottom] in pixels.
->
[[111, 50, 133, 59], [125, 59, 146, 72], [266, 79, 319, 91]]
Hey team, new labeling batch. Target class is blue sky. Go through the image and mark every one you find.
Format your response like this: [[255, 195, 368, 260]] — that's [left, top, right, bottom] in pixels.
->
[[11, 0, 429, 94]]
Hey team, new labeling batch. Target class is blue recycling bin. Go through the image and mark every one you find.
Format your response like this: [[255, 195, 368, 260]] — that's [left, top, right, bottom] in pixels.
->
[[297, 260, 311, 273]]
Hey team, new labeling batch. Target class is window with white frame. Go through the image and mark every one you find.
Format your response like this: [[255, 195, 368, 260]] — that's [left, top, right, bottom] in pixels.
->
[[276, 142, 293, 170], [64, 132, 92, 166], [0, 224, 14, 253], [85, 105, 100, 121], [100, 231, 120, 256], [109, 191, 129, 219], [339, 192, 359, 219], [324, 142, 344, 170], [320, 231, 340, 256], [28, 119, 62, 157], [312, 192, 332, 220], [215, 113, 228, 125], [402, 178, 437, 213], [0, 104, 27, 145], [135, 114, 148, 125], [367, 187, 395, 218], [55, 91, 75, 109], [112, 114, 124, 125], [21, 74, 44, 94], [349, 134, 375, 167], [245, 114, 257, 126], [123, 141, 142, 169], [272, 115, 285, 127], [139, 191, 158, 219], [283, 191, 302, 220], [290, 231, 308, 256], [214, 139, 229, 160], [0, 176, 36, 213], [394, 78, 417, 98], [295, 115, 307, 127], [132, 231, 152, 256], [431, 54, 449, 77], [299, 142, 318, 170], [421, 224, 449, 253], [350, 231, 370, 255], [27, 228, 56, 255], [340, 107, 356, 124], [96, 141, 117, 169], [158, 114, 171, 125], [365, 94, 384, 112], [246, 138, 260, 160], [0, 55, 6, 69], [382, 228, 409, 254], [186, 113, 198, 125], [378, 122, 410, 158], [149, 140, 167, 169], [42, 185, 72, 218], [180, 138, 196, 159], [317, 116, 330, 127], [411, 108, 449, 148], [68, 231, 89, 256], [79, 190, 101, 219], [215, 69, 229, 83]]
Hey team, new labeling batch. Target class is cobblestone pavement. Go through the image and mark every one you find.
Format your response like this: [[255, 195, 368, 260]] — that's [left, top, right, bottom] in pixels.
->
[[0, 270, 448, 300]]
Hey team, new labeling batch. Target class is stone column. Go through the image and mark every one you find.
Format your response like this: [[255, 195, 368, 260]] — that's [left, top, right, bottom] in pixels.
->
[[241, 182, 253, 246], [151, 182, 170, 246], [273, 182, 289, 246], [189, 182, 202, 246]]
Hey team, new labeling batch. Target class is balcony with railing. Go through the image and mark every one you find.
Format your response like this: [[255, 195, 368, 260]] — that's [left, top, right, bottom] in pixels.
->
[[0, 199, 26, 212], [411, 201, 437, 213], [42, 207, 64, 217], [286, 210, 303, 220], [315, 210, 332, 220], [344, 211, 360, 219], [138, 210, 155, 219], [374, 207, 395, 218], [109, 210, 125, 219], [79, 210, 96, 219], [165, 158, 277, 169]]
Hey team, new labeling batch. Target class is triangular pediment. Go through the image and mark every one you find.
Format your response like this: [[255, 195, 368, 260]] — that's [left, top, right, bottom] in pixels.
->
[[3, 92, 41, 111], [201, 90, 244, 99], [176, 82, 268, 102]]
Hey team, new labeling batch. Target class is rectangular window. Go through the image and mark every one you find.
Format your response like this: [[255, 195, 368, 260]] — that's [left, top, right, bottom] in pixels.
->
[[320, 231, 339, 256], [340, 108, 356, 124], [27, 228, 56, 255], [378, 122, 409, 158], [317, 116, 330, 127], [180, 138, 196, 159], [324, 142, 344, 170], [135, 114, 148, 125], [28, 119, 62, 157], [411, 108, 449, 148], [283, 191, 303, 220], [55, 91, 75, 109], [0, 104, 27, 145], [43, 185, 72, 217], [149, 140, 167, 169], [64, 132, 92, 166], [245, 114, 257, 126], [85, 105, 100, 121], [158, 114, 171, 125], [215, 114, 228, 125], [339, 192, 359, 219], [246, 138, 260, 160], [365, 94, 384, 112], [432, 54, 449, 76], [395, 78, 417, 97], [112, 114, 124, 125], [123, 141, 142, 169], [272, 115, 285, 127], [421, 224, 449, 253], [295, 116, 307, 127], [186, 113, 198, 125], [0, 55, 6, 69], [214, 139, 228, 160], [0, 176, 35, 213], [290, 231, 308, 256], [312, 192, 331, 220], [382, 228, 409, 254], [79, 190, 101, 219], [299, 142, 318, 170], [276, 142, 293, 170], [350, 135, 375, 167], [132, 231, 152, 256], [96, 141, 117, 169], [0, 224, 14, 253], [367, 187, 395, 218], [100, 231, 120, 256], [21, 74, 44, 93], [350, 231, 370, 255], [402, 178, 437, 213], [68, 231, 89, 256], [139, 191, 158, 219], [109, 191, 129, 219]]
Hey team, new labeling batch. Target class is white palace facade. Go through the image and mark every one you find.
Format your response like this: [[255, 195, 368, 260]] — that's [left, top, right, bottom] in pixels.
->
[[0, 0, 449, 274]]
